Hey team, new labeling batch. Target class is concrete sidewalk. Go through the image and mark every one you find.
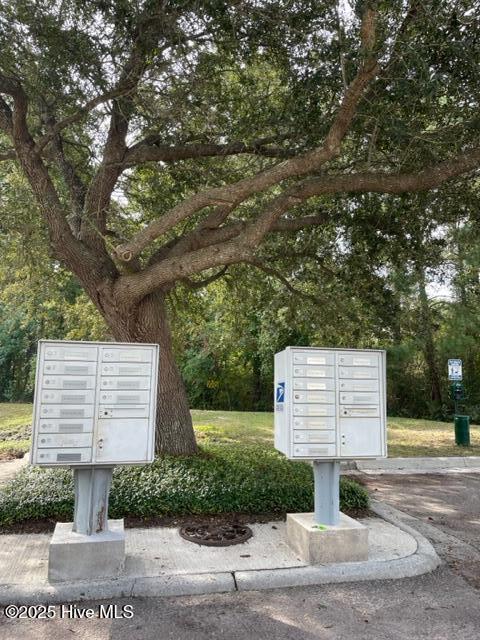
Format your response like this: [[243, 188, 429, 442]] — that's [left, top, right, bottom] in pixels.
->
[[0, 456, 27, 487], [347, 456, 480, 475], [0, 502, 440, 604]]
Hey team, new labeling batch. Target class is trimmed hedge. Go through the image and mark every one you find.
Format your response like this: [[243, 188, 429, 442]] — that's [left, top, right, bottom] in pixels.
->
[[0, 444, 369, 527]]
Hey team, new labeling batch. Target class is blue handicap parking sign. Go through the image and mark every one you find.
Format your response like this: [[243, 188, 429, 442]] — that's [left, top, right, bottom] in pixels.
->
[[276, 382, 285, 403]]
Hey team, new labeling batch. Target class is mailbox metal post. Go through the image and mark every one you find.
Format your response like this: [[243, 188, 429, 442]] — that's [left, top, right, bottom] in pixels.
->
[[73, 466, 113, 535], [313, 460, 340, 526]]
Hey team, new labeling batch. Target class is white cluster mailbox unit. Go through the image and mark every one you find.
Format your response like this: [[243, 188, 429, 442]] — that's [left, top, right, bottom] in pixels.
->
[[31, 340, 160, 582], [276, 347, 387, 560], [31, 339, 159, 466], [274, 346, 387, 460]]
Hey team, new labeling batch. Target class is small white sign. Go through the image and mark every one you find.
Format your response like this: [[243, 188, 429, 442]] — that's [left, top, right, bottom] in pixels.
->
[[448, 359, 463, 381]]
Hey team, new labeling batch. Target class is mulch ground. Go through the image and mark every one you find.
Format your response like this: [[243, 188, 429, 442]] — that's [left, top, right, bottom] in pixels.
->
[[0, 507, 371, 535]]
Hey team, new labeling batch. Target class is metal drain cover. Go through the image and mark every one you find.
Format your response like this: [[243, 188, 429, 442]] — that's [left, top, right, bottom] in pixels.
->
[[179, 523, 253, 547]]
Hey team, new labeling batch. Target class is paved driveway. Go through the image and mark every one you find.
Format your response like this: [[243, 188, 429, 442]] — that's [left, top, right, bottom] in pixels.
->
[[1, 471, 479, 640], [361, 472, 480, 588]]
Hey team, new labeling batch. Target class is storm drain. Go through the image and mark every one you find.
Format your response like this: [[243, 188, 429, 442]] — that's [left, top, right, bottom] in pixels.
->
[[179, 523, 253, 546]]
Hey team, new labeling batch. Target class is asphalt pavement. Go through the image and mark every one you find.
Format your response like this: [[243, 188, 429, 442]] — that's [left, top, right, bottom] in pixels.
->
[[1, 471, 479, 639]]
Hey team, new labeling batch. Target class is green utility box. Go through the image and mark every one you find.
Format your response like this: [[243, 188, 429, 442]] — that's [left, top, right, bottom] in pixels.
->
[[454, 414, 470, 447]]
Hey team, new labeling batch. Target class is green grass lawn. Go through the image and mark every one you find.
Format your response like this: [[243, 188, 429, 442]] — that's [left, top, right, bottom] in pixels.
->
[[1, 403, 479, 459], [0, 403, 32, 459]]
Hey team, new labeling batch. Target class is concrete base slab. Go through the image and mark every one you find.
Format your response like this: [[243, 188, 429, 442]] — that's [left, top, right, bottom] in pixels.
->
[[48, 519, 125, 583], [286, 512, 368, 564], [0, 505, 441, 603]]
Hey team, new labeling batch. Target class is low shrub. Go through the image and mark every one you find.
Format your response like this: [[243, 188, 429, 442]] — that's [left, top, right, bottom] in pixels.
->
[[0, 444, 369, 527]]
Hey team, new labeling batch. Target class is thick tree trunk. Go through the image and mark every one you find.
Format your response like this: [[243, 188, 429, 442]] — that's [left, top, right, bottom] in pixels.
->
[[101, 289, 198, 456]]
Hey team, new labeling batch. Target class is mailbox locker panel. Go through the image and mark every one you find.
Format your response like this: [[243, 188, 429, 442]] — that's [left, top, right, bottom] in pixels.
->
[[338, 379, 379, 392], [102, 348, 153, 363], [37, 433, 92, 448], [292, 404, 336, 417], [34, 448, 92, 464], [293, 378, 335, 391], [340, 405, 380, 418], [101, 363, 152, 376], [44, 346, 97, 361], [339, 366, 378, 380], [274, 346, 386, 460], [337, 353, 379, 367], [95, 419, 151, 463], [292, 444, 337, 458], [340, 418, 383, 457], [98, 391, 150, 404], [339, 392, 380, 405], [292, 365, 334, 378], [42, 376, 96, 390], [99, 405, 150, 419], [292, 416, 336, 430], [38, 419, 93, 434], [293, 430, 336, 444], [43, 361, 97, 376], [39, 404, 94, 419], [293, 390, 335, 404], [32, 340, 159, 467], [292, 352, 334, 366], [100, 377, 151, 390], [40, 390, 95, 404]]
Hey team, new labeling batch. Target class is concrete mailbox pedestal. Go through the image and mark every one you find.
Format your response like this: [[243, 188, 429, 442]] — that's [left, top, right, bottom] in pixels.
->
[[49, 520, 125, 582], [286, 512, 368, 564]]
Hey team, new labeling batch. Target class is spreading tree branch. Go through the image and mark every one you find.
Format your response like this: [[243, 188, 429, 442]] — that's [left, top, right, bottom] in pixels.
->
[[114, 6, 379, 263]]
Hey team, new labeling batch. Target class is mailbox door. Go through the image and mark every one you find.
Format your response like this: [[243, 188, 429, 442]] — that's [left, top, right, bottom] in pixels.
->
[[340, 418, 383, 457], [95, 419, 151, 463]]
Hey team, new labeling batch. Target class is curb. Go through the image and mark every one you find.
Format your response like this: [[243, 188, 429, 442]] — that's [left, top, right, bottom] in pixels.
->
[[234, 501, 441, 591], [0, 502, 441, 604], [0, 572, 236, 605]]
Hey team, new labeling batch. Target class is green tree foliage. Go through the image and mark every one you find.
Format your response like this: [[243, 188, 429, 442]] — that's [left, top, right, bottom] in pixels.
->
[[1, 1, 480, 432]]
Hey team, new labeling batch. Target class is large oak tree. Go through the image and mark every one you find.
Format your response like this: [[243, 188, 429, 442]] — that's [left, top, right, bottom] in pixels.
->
[[1, 1, 480, 454]]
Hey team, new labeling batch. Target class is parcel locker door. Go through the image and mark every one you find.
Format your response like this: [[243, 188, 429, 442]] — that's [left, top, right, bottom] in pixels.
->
[[95, 419, 150, 463], [340, 418, 383, 457]]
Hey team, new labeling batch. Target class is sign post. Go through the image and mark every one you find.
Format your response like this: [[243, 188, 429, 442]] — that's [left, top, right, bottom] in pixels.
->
[[447, 358, 470, 447]]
